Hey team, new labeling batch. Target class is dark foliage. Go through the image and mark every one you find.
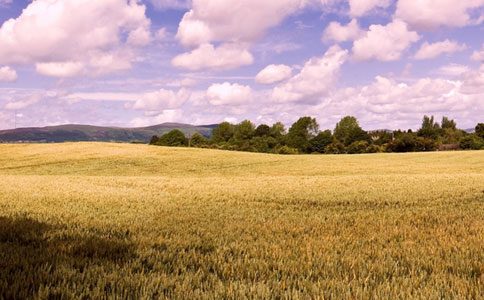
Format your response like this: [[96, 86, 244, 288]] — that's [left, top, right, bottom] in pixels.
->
[[149, 115, 483, 154]]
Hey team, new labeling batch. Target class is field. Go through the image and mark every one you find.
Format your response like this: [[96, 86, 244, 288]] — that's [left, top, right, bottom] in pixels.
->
[[1, 143, 484, 299]]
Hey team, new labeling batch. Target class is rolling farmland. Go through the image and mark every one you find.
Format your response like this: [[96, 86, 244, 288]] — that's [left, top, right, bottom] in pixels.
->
[[1, 143, 484, 299]]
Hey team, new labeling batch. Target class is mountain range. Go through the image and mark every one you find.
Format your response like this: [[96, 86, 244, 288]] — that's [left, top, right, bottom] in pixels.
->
[[0, 123, 218, 143]]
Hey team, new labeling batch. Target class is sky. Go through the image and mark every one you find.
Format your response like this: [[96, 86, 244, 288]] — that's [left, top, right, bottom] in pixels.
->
[[0, 0, 483, 131]]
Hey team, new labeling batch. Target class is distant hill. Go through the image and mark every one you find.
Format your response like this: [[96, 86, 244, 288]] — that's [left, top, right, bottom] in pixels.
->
[[0, 123, 218, 143]]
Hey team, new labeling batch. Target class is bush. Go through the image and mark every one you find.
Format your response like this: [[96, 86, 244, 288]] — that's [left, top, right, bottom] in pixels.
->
[[347, 141, 369, 154], [324, 141, 346, 154], [275, 146, 299, 155], [460, 135, 484, 150], [365, 144, 383, 153], [190, 133, 208, 147], [157, 130, 188, 147]]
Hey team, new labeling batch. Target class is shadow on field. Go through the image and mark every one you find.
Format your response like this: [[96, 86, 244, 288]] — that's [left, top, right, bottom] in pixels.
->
[[0, 216, 136, 299]]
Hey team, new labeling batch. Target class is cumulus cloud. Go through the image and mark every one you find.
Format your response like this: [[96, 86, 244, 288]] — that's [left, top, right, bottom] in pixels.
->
[[352, 20, 420, 61], [172, 43, 254, 71], [133, 88, 191, 111], [414, 40, 467, 60], [0, 0, 151, 78], [348, 0, 390, 17], [207, 82, 253, 106], [271, 45, 348, 103], [322, 19, 364, 43], [395, 0, 484, 30], [0, 66, 17, 82], [471, 44, 484, 62], [255, 65, 293, 85], [176, 0, 309, 47], [174, 0, 311, 70]]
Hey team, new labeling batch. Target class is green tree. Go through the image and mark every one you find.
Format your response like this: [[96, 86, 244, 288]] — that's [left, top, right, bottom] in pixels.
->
[[476, 123, 484, 139], [390, 132, 417, 152], [190, 133, 208, 147], [270, 122, 286, 138], [334, 116, 369, 146], [211, 122, 235, 143], [347, 141, 369, 154], [255, 124, 271, 137], [441, 117, 456, 130], [286, 117, 319, 153], [460, 134, 484, 150], [234, 120, 256, 142], [324, 141, 345, 154], [157, 130, 188, 147], [310, 130, 333, 153], [417, 115, 441, 140], [149, 135, 159, 145]]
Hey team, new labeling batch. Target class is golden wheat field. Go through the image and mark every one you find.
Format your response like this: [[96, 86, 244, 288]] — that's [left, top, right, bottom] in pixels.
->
[[1, 142, 484, 299]]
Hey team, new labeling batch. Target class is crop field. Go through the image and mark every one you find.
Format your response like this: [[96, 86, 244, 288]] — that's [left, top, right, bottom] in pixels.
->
[[0, 143, 484, 299]]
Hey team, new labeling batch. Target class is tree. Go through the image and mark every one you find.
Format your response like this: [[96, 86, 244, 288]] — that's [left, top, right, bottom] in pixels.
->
[[441, 117, 456, 130], [157, 130, 188, 147], [417, 115, 441, 140], [476, 123, 484, 139], [460, 134, 484, 150], [390, 132, 417, 152], [310, 130, 333, 153], [211, 122, 235, 143], [347, 141, 369, 154], [415, 137, 437, 152], [334, 116, 369, 146], [255, 124, 271, 137], [190, 133, 208, 147], [270, 122, 286, 138], [149, 135, 159, 145], [234, 120, 255, 142], [324, 141, 345, 154], [286, 117, 319, 153]]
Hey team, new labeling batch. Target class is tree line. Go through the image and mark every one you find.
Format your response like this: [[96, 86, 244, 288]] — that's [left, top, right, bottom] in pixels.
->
[[149, 116, 484, 154]]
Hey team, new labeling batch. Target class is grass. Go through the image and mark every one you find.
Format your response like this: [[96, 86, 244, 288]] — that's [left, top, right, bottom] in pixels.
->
[[0, 142, 484, 299]]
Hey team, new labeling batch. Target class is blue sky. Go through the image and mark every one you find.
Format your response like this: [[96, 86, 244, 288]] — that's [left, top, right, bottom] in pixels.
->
[[0, 0, 483, 131]]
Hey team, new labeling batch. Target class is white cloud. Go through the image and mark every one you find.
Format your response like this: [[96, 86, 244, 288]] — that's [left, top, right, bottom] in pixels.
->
[[348, 0, 390, 17], [471, 44, 484, 62], [133, 88, 191, 111], [155, 28, 168, 40], [395, 0, 484, 30], [322, 19, 364, 43], [207, 82, 253, 106], [352, 20, 420, 62], [36, 62, 85, 78], [172, 43, 254, 71], [0, 66, 17, 82], [176, 0, 309, 47], [0, 0, 151, 77], [414, 40, 467, 60], [271, 45, 348, 103], [255, 65, 293, 85], [434, 64, 471, 77], [460, 65, 484, 95], [174, 0, 312, 71]]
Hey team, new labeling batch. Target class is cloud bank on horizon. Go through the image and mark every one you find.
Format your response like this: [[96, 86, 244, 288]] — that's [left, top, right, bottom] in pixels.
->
[[0, 0, 483, 130]]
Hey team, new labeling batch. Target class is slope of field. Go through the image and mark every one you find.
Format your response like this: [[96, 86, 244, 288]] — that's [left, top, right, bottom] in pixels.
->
[[0, 122, 217, 143], [1, 143, 484, 299]]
